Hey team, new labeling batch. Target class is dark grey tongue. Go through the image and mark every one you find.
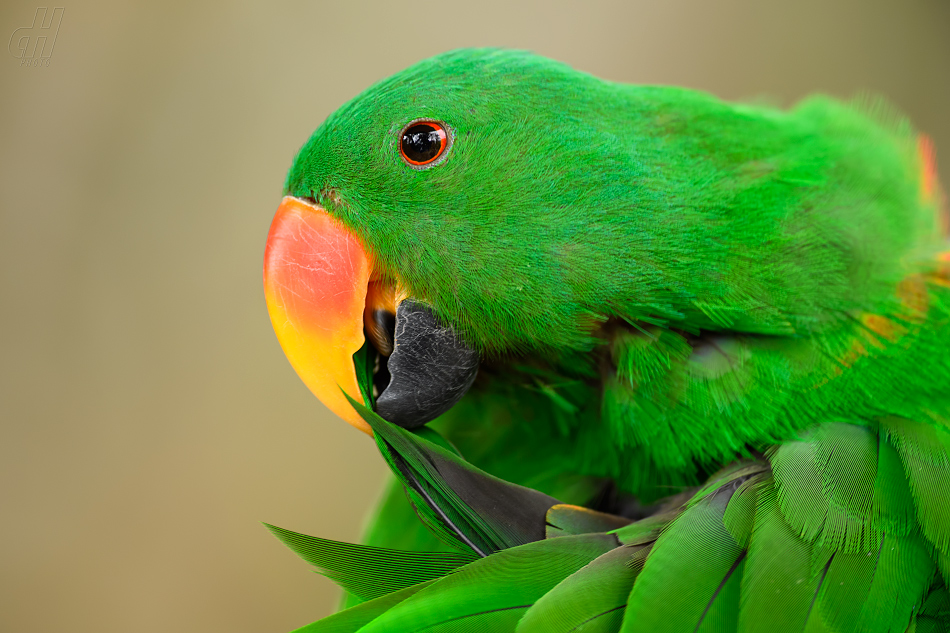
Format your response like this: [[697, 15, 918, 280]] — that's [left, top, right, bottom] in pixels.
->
[[375, 300, 479, 429]]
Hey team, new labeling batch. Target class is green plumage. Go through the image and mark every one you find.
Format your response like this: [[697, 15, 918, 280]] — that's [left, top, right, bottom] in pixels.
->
[[269, 48, 950, 632], [277, 413, 950, 631]]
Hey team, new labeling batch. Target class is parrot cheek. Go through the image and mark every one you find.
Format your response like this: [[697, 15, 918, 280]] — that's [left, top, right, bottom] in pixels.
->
[[264, 196, 480, 434]]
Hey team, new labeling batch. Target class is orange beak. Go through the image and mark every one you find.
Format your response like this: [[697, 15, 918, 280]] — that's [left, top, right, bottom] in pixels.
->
[[263, 196, 373, 434]]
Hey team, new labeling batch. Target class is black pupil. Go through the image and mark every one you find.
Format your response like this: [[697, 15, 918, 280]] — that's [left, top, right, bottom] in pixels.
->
[[401, 124, 442, 163]]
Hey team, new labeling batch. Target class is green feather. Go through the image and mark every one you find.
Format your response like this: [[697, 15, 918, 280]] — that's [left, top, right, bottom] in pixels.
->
[[610, 513, 672, 547], [352, 340, 377, 410], [339, 476, 461, 609], [290, 580, 437, 633], [698, 555, 746, 633], [769, 422, 911, 554], [545, 504, 633, 538], [516, 545, 648, 633], [355, 476, 459, 555], [940, 551, 950, 596], [839, 533, 934, 633], [622, 484, 745, 632], [872, 431, 920, 537], [356, 533, 619, 633], [738, 482, 825, 633], [264, 523, 474, 602], [690, 460, 771, 508], [722, 474, 767, 548], [882, 416, 950, 555], [915, 579, 950, 633]]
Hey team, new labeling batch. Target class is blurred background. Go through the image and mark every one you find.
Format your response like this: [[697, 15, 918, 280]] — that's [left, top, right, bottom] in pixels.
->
[[1, 1, 948, 632]]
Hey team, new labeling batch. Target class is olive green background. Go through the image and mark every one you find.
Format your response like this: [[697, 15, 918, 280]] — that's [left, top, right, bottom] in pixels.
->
[[1, 1, 948, 632]]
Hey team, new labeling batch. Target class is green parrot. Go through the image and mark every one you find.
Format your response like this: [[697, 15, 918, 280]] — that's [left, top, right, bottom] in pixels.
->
[[261, 48, 950, 632]]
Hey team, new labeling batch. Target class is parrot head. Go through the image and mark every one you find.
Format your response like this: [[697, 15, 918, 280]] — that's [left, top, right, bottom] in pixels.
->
[[263, 48, 942, 453], [265, 49, 652, 433]]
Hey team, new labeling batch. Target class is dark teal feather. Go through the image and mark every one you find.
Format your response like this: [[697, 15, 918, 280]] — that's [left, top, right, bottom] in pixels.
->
[[349, 395, 559, 556]]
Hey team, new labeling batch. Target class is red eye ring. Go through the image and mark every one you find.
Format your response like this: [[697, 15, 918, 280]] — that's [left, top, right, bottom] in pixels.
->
[[399, 120, 449, 167]]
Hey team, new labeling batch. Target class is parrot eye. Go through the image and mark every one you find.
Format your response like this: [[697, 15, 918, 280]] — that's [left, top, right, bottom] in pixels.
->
[[399, 121, 449, 167]]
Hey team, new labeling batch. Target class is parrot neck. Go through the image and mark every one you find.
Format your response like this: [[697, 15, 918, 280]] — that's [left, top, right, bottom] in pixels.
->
[[437, 269, 950, 503]]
